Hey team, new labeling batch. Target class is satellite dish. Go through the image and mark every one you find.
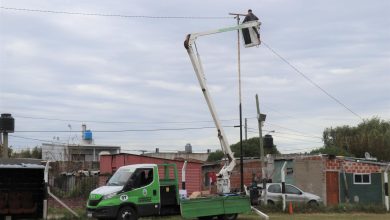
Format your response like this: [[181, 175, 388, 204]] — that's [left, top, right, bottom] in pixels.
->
[[364, 152, 371, 159]]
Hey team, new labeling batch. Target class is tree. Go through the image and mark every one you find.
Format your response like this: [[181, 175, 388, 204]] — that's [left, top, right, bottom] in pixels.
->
[[322, 117, 390, 160], [31, 146, 42, 159], [230, 136, 280, 157], [207, 136, 280, 162], [207, 150, 224, 162], [309, 146, 352, 156], [11, 146, 42, 159]]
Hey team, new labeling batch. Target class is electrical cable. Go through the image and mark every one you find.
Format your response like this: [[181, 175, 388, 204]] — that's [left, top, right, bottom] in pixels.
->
[[10, 134, 68, 145], [13, 125, 237, 133], [263, 41, 363, 120], [15, 115, 238, 124], [0, 6, 231, 20], [247, 127, 322, 139]]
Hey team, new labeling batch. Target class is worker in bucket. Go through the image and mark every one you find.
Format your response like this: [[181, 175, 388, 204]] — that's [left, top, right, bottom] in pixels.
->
[[243, 9, 260, 42]]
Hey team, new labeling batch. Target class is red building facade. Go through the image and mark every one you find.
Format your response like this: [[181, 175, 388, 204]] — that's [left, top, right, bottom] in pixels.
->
[[99, 153, 203, 194]]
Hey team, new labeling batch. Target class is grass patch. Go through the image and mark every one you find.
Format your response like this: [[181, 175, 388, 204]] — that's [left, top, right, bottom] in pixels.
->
[[254, 202, 387, 214]]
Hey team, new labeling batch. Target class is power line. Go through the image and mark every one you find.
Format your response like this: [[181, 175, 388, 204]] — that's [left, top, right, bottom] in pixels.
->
[[14, 125, 238, 133], [247, 127, 322, 140], [10, 134, 68, 145], [263, 41, 363, 121], [0, 6, 231, 20], [267, 123, 322, 138], [15, 115, 238, 124]]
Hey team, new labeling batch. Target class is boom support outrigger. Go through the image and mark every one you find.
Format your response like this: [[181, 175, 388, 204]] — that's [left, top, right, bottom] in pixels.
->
[[184, 21, 260, 194]]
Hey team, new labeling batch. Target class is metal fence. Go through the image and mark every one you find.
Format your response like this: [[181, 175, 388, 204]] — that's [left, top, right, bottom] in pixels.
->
[[49, 175, 99, 198]]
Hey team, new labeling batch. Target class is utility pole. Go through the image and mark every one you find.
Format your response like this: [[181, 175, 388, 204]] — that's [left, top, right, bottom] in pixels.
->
[[229, 12, 247, 193], [255, 94, 267, 204], [245, 118, 248, 141]]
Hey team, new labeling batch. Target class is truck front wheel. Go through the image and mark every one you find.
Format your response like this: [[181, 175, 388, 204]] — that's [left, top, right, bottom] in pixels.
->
[[218, 214, 238, 220], [117, 206, 137, 220]]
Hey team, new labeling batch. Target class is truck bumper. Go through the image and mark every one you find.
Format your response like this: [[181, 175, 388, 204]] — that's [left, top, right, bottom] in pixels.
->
[[87, 206, 119, 219]]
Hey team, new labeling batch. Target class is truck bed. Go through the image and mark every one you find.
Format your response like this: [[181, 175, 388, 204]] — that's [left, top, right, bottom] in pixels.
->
[[180, 194, 251, 219]]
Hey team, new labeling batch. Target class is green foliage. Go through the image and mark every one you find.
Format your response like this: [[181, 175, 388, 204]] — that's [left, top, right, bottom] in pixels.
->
[[11, 146, 42, 159], [206, 137, 280, 162], [230, 137, 280, 158], [207, 150, 224, 162], [323, 117, 390, 160], [257, 202, 386, 214], [310, 146, 353, 156]]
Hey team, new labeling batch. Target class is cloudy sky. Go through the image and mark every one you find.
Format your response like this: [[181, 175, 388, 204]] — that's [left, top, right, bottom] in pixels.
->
[[1, 0, 389, 154]]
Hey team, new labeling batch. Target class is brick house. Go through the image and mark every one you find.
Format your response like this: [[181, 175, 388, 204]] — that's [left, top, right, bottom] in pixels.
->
[[293, 155, 389, 206]]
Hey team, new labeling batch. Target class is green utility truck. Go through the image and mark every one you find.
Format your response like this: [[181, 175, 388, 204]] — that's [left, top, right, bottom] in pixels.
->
[[87, 163, 250, 220]]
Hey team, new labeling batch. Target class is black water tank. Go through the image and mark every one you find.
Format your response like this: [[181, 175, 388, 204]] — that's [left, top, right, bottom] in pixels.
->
[[0, 113, 15, 133], [263, 134, 273, 148]]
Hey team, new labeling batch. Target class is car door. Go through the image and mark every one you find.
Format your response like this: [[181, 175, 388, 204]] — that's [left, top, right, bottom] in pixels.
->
[[285, 184, 305, 203], [266, 183, 282, 203]]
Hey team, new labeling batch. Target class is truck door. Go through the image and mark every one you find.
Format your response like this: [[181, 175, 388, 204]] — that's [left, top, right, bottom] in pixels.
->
[[126, 167, 160, 216]]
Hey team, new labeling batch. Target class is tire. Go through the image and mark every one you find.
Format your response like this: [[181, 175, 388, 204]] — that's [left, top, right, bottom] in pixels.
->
[[198, 216, 214, 220], [218, 214, 238, 220], [308, 200, 319, 207], [117, 206, 137, 220]]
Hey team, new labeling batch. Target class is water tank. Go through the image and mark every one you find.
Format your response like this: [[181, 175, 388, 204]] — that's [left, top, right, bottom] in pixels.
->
[[185, 143, 192, 153], [83, 130, 93, 140], [263, 135, 273, 148], [0, 113, 15, 133]]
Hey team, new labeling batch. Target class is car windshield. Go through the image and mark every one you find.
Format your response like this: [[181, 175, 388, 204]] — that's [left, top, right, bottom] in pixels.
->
[[107, 169, 134, 186]]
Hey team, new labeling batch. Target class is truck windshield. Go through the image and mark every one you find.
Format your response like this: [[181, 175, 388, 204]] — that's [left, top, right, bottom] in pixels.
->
[[107, 169, 133, 186]]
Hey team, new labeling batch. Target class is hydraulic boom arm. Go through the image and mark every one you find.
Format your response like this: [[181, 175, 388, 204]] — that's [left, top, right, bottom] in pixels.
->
[[184, 21, 260, 193]]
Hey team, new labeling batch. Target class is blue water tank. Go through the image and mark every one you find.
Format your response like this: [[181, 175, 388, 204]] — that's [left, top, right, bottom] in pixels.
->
[[83, 130, 93, 140]]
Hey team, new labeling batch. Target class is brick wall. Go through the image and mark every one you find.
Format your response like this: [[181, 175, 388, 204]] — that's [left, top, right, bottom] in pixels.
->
[[325, 159, 381, 173]]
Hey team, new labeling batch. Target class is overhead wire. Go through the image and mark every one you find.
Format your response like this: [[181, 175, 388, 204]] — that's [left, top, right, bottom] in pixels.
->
[[0, 6, 231, 20], [15, 115, 238, 124], [13, 125, 239, 133], [262, 41, 363, 121]]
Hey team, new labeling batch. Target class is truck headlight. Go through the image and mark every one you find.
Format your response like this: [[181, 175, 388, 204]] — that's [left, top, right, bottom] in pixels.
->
[[103, 192, 117, 200]]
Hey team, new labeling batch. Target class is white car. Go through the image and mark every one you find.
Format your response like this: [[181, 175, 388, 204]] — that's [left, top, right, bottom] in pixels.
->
[[260, 183, 322, 206]]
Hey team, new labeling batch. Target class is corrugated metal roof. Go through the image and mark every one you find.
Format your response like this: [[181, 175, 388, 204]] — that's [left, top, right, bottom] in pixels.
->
[[0, 159, 45, 169], [0, 163, 45, 169]]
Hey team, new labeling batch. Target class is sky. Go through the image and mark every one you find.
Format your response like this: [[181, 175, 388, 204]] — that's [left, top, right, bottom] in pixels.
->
[[1, 0, 389, 155]]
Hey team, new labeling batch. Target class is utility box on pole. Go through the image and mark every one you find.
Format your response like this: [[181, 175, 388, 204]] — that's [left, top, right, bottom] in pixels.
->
[[0, 113, 15, 158]]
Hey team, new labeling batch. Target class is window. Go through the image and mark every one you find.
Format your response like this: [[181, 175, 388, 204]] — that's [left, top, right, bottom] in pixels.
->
[[268, 184, 281, 193], [286, 185, 302, 195], [353, 173, 371, 184]]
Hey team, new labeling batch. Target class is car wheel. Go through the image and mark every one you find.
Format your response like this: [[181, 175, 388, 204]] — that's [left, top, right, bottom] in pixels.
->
[[117, 206, 137, 220], [217, 214, 238, 220], [308, 200, 319, 207], [267, 200, 275, 205]]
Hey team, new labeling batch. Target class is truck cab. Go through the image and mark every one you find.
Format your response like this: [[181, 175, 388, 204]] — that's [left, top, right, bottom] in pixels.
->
[[87, 163, 180, 220]]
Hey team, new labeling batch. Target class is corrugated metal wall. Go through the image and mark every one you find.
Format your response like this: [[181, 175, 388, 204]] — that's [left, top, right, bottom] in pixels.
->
[[99, 154, 202, 194], [339, 173, 383, 204]]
